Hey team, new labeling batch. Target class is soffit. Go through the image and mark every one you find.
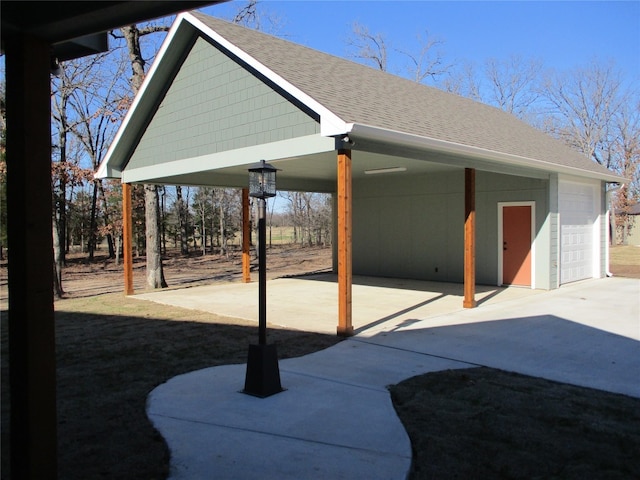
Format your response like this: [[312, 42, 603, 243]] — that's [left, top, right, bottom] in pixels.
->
[[0, 1, 226, 60]]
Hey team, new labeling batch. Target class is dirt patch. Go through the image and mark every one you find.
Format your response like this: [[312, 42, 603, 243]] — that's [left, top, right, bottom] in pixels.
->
[[0, 245, 332, 308]]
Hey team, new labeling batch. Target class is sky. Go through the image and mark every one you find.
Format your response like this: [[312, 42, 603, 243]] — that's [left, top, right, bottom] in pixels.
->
[[198, 0, 639, 210], [201, 0, 640, 87]]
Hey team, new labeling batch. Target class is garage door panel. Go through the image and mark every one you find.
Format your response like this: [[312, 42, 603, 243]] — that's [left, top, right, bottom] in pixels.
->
[[559, 182, 597, 285]]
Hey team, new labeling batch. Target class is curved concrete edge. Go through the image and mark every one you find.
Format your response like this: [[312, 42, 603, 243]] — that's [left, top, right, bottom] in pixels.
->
[[147, 341, 473, 479]]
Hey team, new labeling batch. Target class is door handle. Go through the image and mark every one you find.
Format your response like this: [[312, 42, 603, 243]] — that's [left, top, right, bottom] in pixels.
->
[[503, 241, 507, 251]]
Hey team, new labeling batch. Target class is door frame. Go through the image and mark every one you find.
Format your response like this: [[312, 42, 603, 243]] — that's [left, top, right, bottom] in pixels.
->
[[498, 201, 536, 288]]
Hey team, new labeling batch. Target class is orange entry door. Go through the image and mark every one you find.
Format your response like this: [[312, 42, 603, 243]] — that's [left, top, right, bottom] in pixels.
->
[[502, 205, 532, 286]]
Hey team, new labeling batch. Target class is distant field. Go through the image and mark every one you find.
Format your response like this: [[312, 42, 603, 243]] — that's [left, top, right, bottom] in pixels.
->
[[229, 226, 313, 246], [609, 245, 640, 278]]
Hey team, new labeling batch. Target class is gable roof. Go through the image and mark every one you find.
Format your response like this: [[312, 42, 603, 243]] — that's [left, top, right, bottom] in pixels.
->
[[97, 11, 623, 184]]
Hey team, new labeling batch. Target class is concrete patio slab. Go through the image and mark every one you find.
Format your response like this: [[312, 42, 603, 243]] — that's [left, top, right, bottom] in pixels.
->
[[145, 276, 640, 479], [134, 273, 543, 335]]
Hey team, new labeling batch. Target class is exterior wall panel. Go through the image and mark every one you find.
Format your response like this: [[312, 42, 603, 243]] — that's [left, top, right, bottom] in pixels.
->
[[128, 36, 319, 169], [352, 168, 549, 287]]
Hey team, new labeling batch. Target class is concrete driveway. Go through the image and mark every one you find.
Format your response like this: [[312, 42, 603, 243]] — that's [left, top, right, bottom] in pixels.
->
[[141, 276, 640, 479]]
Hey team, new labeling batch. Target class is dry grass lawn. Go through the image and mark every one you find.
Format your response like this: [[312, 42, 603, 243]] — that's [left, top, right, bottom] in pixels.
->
[[1, 294, 342, 479], [609, 245, 640, 278], [391, 368, 640, 479], [1, 244, 639, 479]]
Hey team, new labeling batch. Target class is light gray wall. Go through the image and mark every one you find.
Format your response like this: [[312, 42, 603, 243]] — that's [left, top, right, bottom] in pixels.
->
[[128, 36, 319, 169], [352, 168, 551, 287], [547, 173, 559, 288], [600, 180, 609, 274]]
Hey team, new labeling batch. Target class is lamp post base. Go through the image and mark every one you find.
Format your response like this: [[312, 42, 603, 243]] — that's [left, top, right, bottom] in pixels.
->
[[243, 344, 284, 398]]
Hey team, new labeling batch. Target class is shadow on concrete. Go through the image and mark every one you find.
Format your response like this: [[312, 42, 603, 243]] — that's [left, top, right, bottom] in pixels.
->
[[361, 314, 640, 398]]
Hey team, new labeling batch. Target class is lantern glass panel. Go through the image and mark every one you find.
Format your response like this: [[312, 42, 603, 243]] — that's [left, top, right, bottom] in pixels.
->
[[248, 161, 277, 198]]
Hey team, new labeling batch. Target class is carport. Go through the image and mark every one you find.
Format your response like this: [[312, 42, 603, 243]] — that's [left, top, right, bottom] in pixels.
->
[[97, 12, 623, 337]]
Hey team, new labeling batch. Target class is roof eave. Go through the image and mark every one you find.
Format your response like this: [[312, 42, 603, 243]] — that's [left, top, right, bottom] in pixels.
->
[[346, 123, 625, 184]]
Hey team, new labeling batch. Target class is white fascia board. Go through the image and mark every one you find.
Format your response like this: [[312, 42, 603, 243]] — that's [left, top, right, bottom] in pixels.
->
[[347, 123, 625, 183], [122, 134, 336, 184], [184, 13, 348, 137], [95, 15, 193, 180]]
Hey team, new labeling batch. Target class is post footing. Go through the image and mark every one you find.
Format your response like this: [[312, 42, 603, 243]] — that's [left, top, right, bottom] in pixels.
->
[[243, 344, 284, 398], [336, 326, 354, 337]]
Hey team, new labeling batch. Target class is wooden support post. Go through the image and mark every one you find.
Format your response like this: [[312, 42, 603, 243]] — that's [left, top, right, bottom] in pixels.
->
[[123, 183, 134, 295], [464, 168, 477, 308], [242, 188, 251, 283], [6, 33, 57, 479], [337, 149, 354, 336]]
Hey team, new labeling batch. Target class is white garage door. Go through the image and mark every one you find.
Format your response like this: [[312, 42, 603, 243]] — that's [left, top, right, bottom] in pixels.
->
[[559, 181, 598, 284]]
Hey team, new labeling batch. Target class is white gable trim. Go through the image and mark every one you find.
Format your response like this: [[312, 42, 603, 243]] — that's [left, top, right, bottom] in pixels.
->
[[184, 13, 348, 137], [96, 16, 188, 180]]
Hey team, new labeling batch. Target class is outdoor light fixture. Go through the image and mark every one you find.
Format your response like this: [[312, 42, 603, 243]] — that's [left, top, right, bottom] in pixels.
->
[[248, 159, 278, 199], [341, 134, 355, 146], [364, 166, 407, 175], [243, 160, 284, 398]]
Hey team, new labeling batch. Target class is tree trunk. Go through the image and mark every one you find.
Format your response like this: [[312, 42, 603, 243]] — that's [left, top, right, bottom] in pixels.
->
[[201, 205, 207, 256], [176, 185, 188, 254], [88, 180, 99, 259], [219, 199, 227, 257], [122, 23, 168, 288], [115, 234, 121, 266], [160, 186, 167, 255], [145, 184, 167, 288], [52, 213, 64, 298]]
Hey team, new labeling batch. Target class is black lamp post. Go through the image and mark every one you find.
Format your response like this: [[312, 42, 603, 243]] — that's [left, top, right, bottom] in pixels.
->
[[243, 160, 284, 398]]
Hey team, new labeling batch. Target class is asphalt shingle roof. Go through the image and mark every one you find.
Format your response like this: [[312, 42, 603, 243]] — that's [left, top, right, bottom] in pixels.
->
[[192, 12, 618, 180]]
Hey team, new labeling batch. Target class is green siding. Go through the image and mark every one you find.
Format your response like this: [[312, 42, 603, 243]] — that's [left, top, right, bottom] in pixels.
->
[[599, 181, 607, 277], [548, 173, 559, 288], [128, 36, 319, 169], [353, 169, 550, 287]]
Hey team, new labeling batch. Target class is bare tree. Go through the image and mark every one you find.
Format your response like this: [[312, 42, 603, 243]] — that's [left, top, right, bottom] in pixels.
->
[[347, 22, 389, 71], [282, 191, 331, 246], [540, 59, 639, 244], [193, 186, 212, 255], [233, 0, 259, 25], [541, 59, 624, 169], [175, 185, 190, 254], [440, 60, 483, 101], [51, 58, 107, 296], [614, 96, 640, 199], [67, 54, 126, 260], [231, 0, 286, 33], [440, 55, 541, 119], [611, 95, 640, 243], [484, 55, 542, 119], [397, 30, 450, 84], [116, 23, 169, 288]]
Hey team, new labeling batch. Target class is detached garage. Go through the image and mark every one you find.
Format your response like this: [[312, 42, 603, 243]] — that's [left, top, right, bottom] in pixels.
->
[[96, 12, 623, 335]]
